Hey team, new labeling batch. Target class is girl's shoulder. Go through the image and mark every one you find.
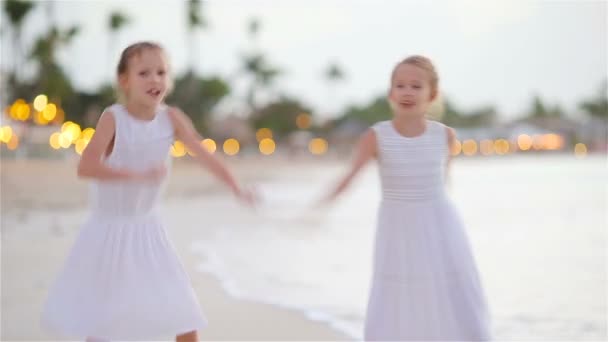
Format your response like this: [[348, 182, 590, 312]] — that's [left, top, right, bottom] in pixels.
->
[[427, 120, 456, 145], [98, 103, 125, 123], [370, 120, 391, 133], [103, 103, 123, 114]]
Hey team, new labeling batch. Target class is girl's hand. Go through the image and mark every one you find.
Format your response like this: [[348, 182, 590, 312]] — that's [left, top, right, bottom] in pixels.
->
[[236, 185, 259, 207]]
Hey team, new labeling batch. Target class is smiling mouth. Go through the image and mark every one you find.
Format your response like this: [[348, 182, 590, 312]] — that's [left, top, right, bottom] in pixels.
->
[[147, 89, 162, 97], [400, 102, 416, 107]]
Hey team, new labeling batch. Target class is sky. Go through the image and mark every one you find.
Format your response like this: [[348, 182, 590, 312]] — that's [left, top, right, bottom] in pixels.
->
[[2, 0, 607, 121]]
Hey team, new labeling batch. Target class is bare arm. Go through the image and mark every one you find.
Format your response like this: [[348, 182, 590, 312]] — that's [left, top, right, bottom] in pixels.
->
[[77, 111, 164, 181], [323, 128, 378, 203], [445, 126, 457, 185], [168, 107, 247, 199]]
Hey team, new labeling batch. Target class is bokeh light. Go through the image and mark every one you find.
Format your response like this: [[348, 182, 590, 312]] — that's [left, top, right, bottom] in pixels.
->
[[450, 139, 462, 156], [542, 133, 564, 150], [33, 94, 48, 112], [295, 113, 312, 129], [61, 121, 82, 145], [42, 103, 57, 121], [171, 140, 187, 157], [259, 138, 276, 155], [0, 126, 13, 144], [49, 132, 62, 150], [494, 139, 510, 155], [308, 138, 328, 155], [462, 139, 478, 156], [574, 143, 588, 158], [223, 138, 240, 156], [201, 138, 216, 154], [75, 139, 89, 155], [256, 128, 272, 142], [517, 134, 533, 151]]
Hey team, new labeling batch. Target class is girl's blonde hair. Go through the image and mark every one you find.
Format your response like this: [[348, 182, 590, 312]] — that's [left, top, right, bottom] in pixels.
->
[[116, 41, 173, 102]]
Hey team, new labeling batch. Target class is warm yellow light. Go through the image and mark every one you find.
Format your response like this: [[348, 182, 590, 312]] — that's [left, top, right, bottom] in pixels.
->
[[49, 132, 62, 149], [75, 139, 89, 155], [34, 111, 50, 125], [58, 134, 71, 148], [542, 133, 564, 150], [59, 121, 81, 144], [171, 140, 187, 157], [42, 103, 57, 121], [81, 128, 96, 141], [201, 139, 216, 154], [517, 134, 533, 151], [256, 128, 273, 142], [9, 99, 25, 120], [16, 103, 30, 121], [33, 94, 48, 111], [259, 138, 276, 155], [0, 126, 13, 143], [574, 143, 588, 158], [462, 139, 478, 156], [61, 121, 74, 133], [223, 138, 240, 156], [494, 139, 510, 155], [296, 113, 312, 129], [309, 138, 328, 155], [450, 139, 462, 156], [53, 108, 65, 124]]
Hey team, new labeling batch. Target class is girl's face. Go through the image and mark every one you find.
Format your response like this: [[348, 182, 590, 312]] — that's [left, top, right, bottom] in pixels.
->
[[389, 63, 436, 117], [119, 49, 170, 107]]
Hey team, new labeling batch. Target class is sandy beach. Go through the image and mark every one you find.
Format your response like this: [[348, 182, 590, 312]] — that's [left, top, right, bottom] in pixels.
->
[[3, 154, 606, 341], [1, 156, 352, 341]]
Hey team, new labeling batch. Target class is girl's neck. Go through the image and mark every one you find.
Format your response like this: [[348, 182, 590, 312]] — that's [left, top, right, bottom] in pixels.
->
[[391, 114, 427, 138], [124, 100, 158, 121]]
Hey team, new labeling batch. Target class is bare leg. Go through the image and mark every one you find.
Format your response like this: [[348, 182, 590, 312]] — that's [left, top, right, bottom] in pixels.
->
[[176, 330, 198, 342]]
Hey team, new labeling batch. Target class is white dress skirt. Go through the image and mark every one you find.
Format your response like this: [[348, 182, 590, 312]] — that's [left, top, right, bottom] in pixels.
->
[[364, 120, 491, 341], [41, 104, 207, 340]]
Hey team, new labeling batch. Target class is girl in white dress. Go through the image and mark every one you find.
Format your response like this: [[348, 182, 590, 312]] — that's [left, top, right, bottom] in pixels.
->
[[325, 55, 491, 340], [41, 41, 254, 342]]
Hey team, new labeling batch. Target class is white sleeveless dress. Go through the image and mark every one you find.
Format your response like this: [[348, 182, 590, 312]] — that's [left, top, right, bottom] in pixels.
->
[[41, 104, 207, 339], [364, 120, 491, 341]]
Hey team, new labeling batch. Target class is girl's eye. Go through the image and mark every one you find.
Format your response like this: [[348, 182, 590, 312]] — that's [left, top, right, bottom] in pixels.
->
[[157, 70, 166, 76], [139, 71, 149, 76]]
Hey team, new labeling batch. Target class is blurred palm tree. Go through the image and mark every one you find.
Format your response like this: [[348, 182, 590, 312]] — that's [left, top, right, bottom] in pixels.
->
[[3, 0, 36, 87], [166, 75, 229, 134], [186, 0, 208, 73], [108, 11, 130, 77], [439, 97, 496, 127], [579, 80, 608, 120], [241, 18, 281, 112], [324, 62, 345, 84], [29, 25, 80, 105], [527, 95, 564, 118], [250, 97, 312, 139], [323, 61, 346, 116]]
